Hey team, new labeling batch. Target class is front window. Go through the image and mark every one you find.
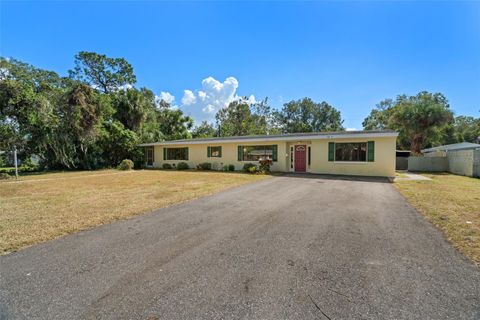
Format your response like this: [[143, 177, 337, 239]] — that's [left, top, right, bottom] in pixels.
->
[[208, 146, 222, 157], [243, 145, 277, 161], [165, 147, 188, 160], [335, 143, 367, 162]]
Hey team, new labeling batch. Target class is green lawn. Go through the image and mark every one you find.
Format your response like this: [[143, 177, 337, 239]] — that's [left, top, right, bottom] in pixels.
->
[[395, 173, 480, 265], [0, 169, 269, 254]]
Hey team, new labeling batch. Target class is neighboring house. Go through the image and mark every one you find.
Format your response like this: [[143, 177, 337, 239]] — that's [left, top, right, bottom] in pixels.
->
[[422, 142, 480, 157], [140, 130, 398, 177]]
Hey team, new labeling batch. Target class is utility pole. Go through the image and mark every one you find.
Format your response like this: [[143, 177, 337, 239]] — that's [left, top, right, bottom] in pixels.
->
[[13, 145, 18, 179]]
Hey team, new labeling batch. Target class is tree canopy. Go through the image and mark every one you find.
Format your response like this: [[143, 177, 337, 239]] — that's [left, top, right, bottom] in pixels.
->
[[361, 91, 474, 154], [69, 51, 136, 94], [215, 98, 279, 137], [0, 55, 192, 169], [273, 98, 344, 133], [192, 121, 217, 138]]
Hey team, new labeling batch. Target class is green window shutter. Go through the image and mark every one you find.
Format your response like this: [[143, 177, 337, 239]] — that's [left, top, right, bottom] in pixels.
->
[[163, 147, 167, 160], [185, 147, 189, 160], [272, 145, 278, 162], [207, 146, 211, 157], [238, 146, 243, 161], [219, 146, 222, 157], [367, 141, 375, 162], [328, 142, 335, 161]]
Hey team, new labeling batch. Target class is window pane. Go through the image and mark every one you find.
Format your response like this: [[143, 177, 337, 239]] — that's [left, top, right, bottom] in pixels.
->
[[166, 147, 188, 160], [335, 143, 367, 162], [243, 145, 274, 161], [210, 146, 221, 157]]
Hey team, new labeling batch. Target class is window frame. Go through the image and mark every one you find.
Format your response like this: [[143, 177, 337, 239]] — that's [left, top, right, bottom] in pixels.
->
[[240, 145, 278, 162], [208, 146, 222, 158], [164, 147, 189, 161], [334, 142, 368, 163]]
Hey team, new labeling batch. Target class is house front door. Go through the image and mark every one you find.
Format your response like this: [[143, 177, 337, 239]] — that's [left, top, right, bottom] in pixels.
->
[[294, 145, 306, 172]]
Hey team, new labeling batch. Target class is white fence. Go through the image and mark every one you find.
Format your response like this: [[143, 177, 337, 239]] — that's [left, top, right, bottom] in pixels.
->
[[408, 149, 480, 178]]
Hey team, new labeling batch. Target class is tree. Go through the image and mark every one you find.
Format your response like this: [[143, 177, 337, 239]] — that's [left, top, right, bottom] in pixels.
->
[[156, 100, 193, 140], [443, 115, 480, 144], [0, 57, 64, 89], [69, 51, 136, 93], [192, 121, 217, 138], [215, 98, 277, 137], [362, 99, 395, 130], [363, 92, 453, 154], [274, 98, 344, 133], [101, 121, 140, 166], [63, 83, 108, 169], [112, 87, 155, 132]]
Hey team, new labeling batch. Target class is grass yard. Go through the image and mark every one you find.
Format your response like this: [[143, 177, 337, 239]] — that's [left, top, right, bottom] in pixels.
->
[[0, 169, 269, 254], [395, 173, 480, 265]]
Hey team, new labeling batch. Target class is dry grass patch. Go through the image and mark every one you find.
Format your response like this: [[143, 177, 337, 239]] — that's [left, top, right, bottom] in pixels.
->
[[0, 170, 269, 254], [395, 173, 480, 264]]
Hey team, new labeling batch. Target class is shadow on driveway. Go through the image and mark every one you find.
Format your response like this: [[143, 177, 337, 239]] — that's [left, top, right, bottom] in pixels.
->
[[280, 172, 393, 183]]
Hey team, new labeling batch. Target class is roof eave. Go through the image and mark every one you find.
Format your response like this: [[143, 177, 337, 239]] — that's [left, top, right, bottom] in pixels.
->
[[139, 131, 399, 147]]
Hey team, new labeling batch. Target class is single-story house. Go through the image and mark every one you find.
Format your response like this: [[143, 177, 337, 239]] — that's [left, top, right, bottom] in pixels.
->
[[422, 142, 480, 157], [139, 130, 398, 177]]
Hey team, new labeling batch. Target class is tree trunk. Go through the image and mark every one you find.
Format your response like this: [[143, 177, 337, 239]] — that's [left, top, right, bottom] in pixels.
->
[[411, 134, 424, 155]]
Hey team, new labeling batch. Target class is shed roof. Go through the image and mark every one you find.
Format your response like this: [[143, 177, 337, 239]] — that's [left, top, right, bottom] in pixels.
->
[[422, 142, 480, 153]]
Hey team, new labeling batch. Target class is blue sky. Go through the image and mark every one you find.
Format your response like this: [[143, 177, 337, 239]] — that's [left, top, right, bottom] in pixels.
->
[[1, 1, 479, 129]]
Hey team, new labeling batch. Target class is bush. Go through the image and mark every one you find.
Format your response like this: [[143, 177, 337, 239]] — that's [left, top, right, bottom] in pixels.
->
[[247, 166, 258, 174], [0, 172, 12, 180], [196, 162, 212, 170], [259, 158, 273, 173], [177, 162, 189, 170], [243, 163, 257, 172], [19, 158, 38, 172], [228, 164, 235, 171], [162, 163, 172, 169], [0, 167, 15, 174], [118, 159, 134, 170], [0, 154, 6, 168]]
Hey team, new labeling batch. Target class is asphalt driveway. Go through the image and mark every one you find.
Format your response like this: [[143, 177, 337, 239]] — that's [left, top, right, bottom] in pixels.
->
[[1, 174, 479, 319]]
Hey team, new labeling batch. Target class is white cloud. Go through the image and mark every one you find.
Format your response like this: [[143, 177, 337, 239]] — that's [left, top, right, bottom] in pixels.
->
[[116, 83, 134, 91], [198, 91, 207, 100], [157, 91, 175, 104], [181, 90, 196, 105], [180, 76, 256, 118], [346, 127, 358, 131]]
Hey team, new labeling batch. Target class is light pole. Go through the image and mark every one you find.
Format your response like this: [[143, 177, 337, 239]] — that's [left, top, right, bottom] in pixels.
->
[[13, 145, 18, 179]]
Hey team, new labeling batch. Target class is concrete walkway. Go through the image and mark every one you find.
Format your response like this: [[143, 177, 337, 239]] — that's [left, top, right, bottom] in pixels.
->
[[395, 172, 432, 181]]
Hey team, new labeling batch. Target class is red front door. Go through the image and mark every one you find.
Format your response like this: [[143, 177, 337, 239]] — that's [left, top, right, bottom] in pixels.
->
[[294, 145, 306, 172]]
